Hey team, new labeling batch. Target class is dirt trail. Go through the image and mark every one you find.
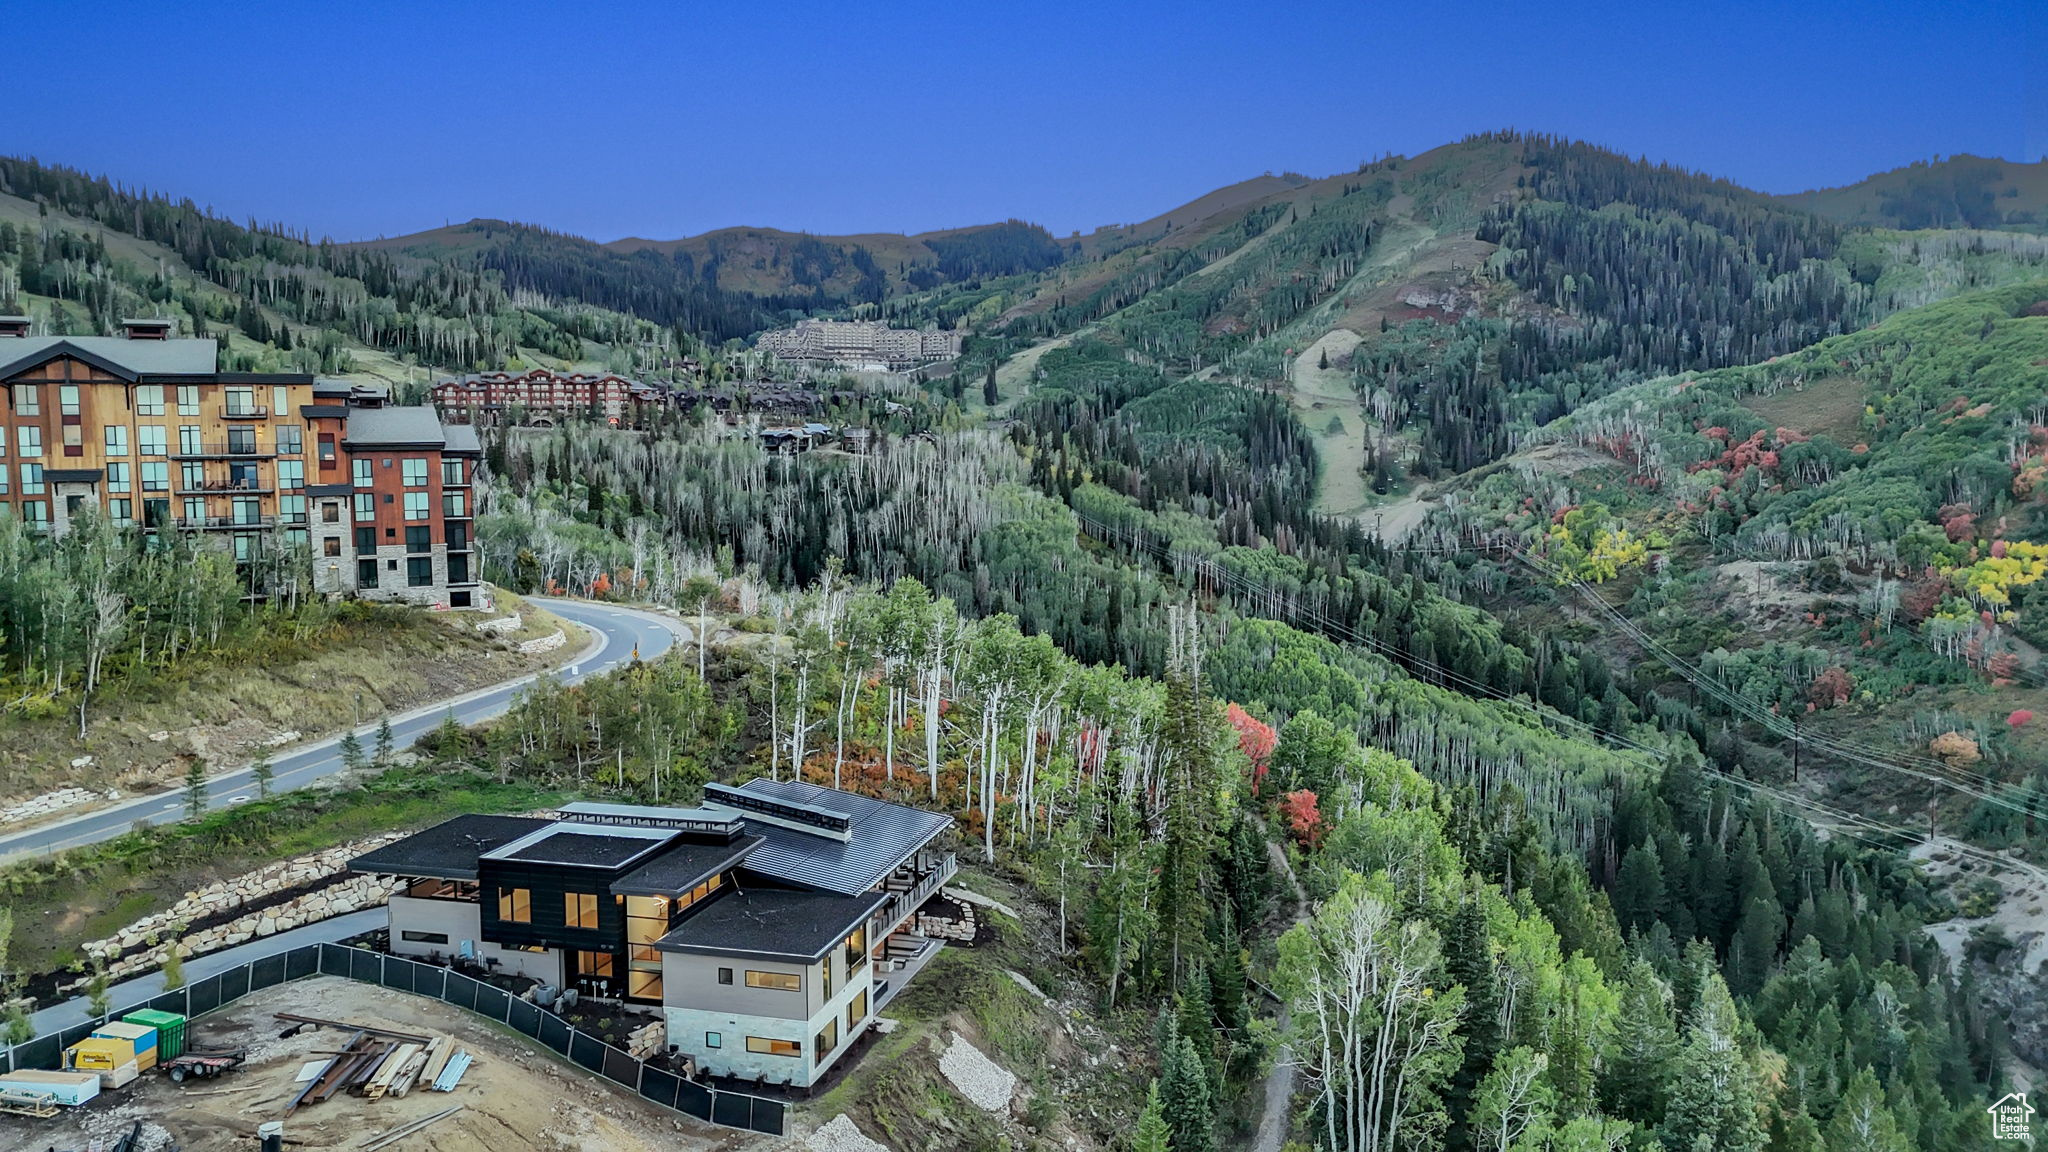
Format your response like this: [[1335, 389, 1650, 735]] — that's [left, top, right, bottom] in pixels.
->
[[1252, 838, 1312, 1152]]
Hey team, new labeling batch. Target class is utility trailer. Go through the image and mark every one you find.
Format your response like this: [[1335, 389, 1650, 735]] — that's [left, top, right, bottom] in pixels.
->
[[161, 1047, 249, 1083]]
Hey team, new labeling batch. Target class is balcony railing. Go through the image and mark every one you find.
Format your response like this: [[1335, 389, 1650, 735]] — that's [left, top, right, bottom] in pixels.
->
[[179, 515, 275, 531], [221, 404, 271, 418], [171, 443, 275, 459], [175, 483, 274, 496], [869, 851, 957, 936]]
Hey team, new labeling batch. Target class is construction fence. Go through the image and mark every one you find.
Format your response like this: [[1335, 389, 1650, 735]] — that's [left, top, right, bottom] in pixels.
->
[[0, 942, 786, 1137]]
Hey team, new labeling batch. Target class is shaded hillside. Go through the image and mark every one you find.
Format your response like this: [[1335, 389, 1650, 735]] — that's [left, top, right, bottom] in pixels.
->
[[1776, 154, 2048, 232]]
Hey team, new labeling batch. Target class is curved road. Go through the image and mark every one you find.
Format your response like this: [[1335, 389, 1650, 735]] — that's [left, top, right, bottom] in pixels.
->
[[0, 597, 686, 862]]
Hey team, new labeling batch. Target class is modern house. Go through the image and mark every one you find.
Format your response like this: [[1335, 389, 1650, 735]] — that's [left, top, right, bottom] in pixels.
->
[[349, 779, 958, 1087], [0, 319, 482, 607]]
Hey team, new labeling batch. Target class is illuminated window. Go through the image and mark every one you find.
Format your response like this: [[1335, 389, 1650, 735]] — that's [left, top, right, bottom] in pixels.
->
[[847, 989, 869, 1031], [564, 892, 599, 929], [745, 1036, 801, 1058], [745, 970, 800, 992], [497, 887, 531, 923], [576, 950, 615, 979], [813, 1019, 838, 1061]]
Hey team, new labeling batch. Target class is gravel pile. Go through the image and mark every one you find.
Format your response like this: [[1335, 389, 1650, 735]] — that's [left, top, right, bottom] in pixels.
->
[[807, 1114, 892, 1152], [939, 1030, 1017, 1112]]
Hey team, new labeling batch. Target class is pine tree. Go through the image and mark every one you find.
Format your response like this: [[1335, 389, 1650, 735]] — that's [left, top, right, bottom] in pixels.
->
[[1600, 959, 1677, 1129], [1614, 841, 1665, 932], [1661, 971, 1764, 1152], [1133, 1080, 1172, 1152], [983, 361, 999, 406], [250, 747, 275, 799], [1158, 1034, 1215, 1152], [1822, 1068, 1910, 1152], [1443, 896, 1501, 1149], [375, 716, 395, 766], [339, 730, 368, 773], [182, 757, 208, 818]]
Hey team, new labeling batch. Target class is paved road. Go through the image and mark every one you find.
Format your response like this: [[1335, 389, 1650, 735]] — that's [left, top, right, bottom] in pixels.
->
[[0, 598, 686, 862], [27, 908, 391, 1038]]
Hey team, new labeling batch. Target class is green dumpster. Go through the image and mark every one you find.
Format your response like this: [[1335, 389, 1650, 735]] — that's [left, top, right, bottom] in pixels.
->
[[122, 1009, 186, 1061]]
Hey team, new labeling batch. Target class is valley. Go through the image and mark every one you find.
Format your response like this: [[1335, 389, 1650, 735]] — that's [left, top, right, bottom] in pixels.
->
[[2, 132, 2047, 1152]]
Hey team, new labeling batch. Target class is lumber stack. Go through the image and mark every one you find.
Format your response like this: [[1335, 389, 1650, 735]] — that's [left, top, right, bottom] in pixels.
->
[[278, 1014, 474, 1115]]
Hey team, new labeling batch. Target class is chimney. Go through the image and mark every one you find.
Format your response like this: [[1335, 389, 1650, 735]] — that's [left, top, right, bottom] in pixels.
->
[[0, 315, 29, 338], [121, 317, 174, 340]]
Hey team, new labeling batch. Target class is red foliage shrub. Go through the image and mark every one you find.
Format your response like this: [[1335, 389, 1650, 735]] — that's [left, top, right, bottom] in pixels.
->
[[2008, 709, 2034, 728], [1809, 666, 1854, 709], [1225, 704, 1277, 795], [1279, 790, 1324, 849]]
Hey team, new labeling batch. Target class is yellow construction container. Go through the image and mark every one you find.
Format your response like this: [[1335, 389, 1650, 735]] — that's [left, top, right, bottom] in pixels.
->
[[64, 1038, 134, 1072], [89, 1022, 157, 1071]]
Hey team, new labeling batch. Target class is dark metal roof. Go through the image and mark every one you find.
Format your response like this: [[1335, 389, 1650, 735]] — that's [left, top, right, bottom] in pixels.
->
[[44, 469, 104, 484], [307, 483, 351, 497], [442, 424, 482, 455], [482, 824, 676, 870], [655, 883, 889, 961], [711, 779, 952, 897], [611, 833, 762, 897], [347, 814, 552, 881], [300, 405, 350, 419], [0, 336, 217, 381], [345, 406, 447, 448]]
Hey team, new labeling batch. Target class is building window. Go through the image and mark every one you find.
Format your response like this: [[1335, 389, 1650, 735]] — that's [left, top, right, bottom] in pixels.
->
[[354, 493, 376, 523], [575, 950, 615, 979], [225, 386, 257, 416], [276, 424, 303, 454], [442, 458, 465, 485], [448, 554, 469, 584], [12, 384, 39, 416], [564, 891, 599, 929], [821, 956, 833, 999], [404, 491, 428, 521], [717, 968, 733, 986], [318, 434, 337, 463], [137, 385, 164, 416], [353, 459, 373, 488], [447, 521, 469, 550], [848, 989, 868, 1031], [58, 385, 80, 416], [442, 491, 466, 518], [813, 1020, 838, 1062], [110, 498, 132, 525], [497, 887, 531, 923], [704, 1032, 722, 1050], [180, 462, 206, 490], [627, 969, 662, 1000], [139, 426, 166, 456], [273, 385, 290, 415], [278, 459, 304, 490], [280, 494, 306, 524], [177, 385, 200, 416], [324, 537, 341, 557], [182, 497, 205, 523], [745, 1037, 801, 1058], [231, 497, 261, 526], [141, 461, 168, 492], [106, 462, 130, 493], [405, 525, 431, 554], [16, 427, 41, 457], [355, 526, 376, 554], [407, 557, 433, 587], [744, 970, 800, 992], [105, 426, 129, 456], [357, 559, 380, 588], [21, 500, 47, 526], [400, 930, 450, 945], [19, 464, 43, 495], [178, 425, 202, 455], [228, 426, 259, 455], [402, 458, 427, 486], [322, 501, 342, 524], [61, 424, 82, 454]]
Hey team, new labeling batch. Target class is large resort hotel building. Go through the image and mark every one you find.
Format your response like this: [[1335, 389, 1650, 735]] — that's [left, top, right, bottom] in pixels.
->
[[349, 779, 959, 1088]]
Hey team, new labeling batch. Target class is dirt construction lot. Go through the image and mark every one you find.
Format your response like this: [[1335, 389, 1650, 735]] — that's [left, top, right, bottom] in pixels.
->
[[7, 978, 760, 1152]]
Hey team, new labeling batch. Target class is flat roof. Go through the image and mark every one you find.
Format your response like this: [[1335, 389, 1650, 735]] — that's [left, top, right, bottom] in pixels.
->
[[710, 779, 952, 897], [345, 405, 446, 448], [611, 833, 763, 897], [480, 822, 676, 870], [347, 814, 552, 881], [656, 884, 889, 961]]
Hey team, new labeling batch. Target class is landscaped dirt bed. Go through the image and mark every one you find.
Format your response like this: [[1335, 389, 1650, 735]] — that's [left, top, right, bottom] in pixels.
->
[[11, 977, 758, 1152]]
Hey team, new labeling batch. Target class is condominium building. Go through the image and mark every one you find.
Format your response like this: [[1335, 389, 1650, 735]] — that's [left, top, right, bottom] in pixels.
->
[[756, 320, 962, 372], [0, 318, 484, 608], [351, 779, 959, 1088], [432, 368, 671, 426]]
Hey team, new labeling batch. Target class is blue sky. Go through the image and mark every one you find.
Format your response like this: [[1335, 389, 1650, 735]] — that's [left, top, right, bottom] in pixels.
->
[[11, 1, 2039, 243]]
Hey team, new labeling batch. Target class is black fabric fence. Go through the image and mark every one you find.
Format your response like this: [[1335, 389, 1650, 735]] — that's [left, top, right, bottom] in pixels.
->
[[0, 943, 784, 1137]]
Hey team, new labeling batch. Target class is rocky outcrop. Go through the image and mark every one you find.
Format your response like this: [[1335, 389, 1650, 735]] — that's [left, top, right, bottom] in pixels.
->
[[518, 629, 567, 654], [475, 613, 523, 634]]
